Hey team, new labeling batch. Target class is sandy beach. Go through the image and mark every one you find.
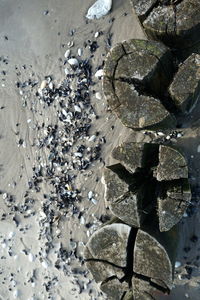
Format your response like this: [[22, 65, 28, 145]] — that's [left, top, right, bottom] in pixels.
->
[[0, 0, 200, 299]]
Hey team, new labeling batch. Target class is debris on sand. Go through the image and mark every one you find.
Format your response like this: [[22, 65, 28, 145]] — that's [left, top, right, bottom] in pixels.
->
[[86, 0, 112, 19]]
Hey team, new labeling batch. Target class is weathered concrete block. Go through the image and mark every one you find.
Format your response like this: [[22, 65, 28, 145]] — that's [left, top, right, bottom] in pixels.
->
[[103, 39, 176, 130], [131, 0, 200, 53], [158, 180, 191, 232], [103, 164, 155, 227], [155, 145, 188, 181], [133, 229, 176, 290], [100, 278, 129, 300], [169, 53, 200, 113]]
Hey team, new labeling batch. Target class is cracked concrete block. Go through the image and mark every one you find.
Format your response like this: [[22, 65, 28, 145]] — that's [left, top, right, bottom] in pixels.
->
[[132, 277, 157, 300], [111, 142, 158, 174], [103, 164, 155, 227], [133, 229, 176, 290], [169, 53, 200, 113], [100, 278, 129, 300], [155, 145, 188, 181], [132, 0, 200, 53], [158, 180, 191, 232], [130, 0, 157, 22], [103, 39, 176, 130], [84, 247, 124, 283], [85, 223, 131, 267]]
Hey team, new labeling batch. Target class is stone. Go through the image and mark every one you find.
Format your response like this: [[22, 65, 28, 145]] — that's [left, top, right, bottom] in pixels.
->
[[155, 145, 188, 181], [103, 39, 176, 129], [157, 179, 191, 232], [169, 53, 200, 113]]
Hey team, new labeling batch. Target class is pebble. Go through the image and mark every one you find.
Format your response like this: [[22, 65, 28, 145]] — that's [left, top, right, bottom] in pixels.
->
[[64, 67, 72, 75], [88, 135, 96, 142], [13, 290, 19, 298], [95, 69, 104, 78], [95, 92, 102, 100], [74, 105, 81, 113], [68, 58, 79, 66], [94, 31, 99, 38], [175, 261, 181, 268], [28, 253, 35, 262], [88, 191, 93, 200], [40, 80, 47, 90], [64, 49, 71, 58], [197, 145, 200, 153], [78, 48, 83, 57]]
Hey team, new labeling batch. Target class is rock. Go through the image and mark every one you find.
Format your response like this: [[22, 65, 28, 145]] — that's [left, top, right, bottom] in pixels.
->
[[68, 58, 79, 66], [131, 0, 200, 54], [103, 164, 155, 227], [103, 39, 176, 129], [169, 53, 200, 113], [157, 180, 191, 232], [100, 278, 129, 300], [86, 0, 112, 19], [155, 145, 188, 181]]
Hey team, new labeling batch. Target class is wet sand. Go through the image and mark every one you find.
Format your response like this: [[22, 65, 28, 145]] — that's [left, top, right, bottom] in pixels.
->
[[0, 0, 200, 299]]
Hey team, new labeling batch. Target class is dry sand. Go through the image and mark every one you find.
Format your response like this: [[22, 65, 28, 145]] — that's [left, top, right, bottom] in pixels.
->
[[0, 0, 200, 300]]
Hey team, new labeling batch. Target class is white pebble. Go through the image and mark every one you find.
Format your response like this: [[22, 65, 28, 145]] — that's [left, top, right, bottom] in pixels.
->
[[40, 80, 47, 90], [64, 67, 72, 75], [88, 191, 93, 199], [88, 135, 96, 142], [91, 198, 98, 205], [175, 261, 181, 268], [13, 289, 19, 298], [74, 105, 81, 112], [95, 69, 104, 78], [94, 31, 99, 38], [95, 92, 102, 99], [74, 152, 83, 158], [27, 119, 32, 123], [197, 145, 200, 153], [42, 260, 49, 268], [80, 216, 85, 224], [28, 253, 35, 262], [166, 135, 170, 140], [2, 192, 7, 199], [78, 48, 83, 57], [68, 58, 79, 66], [64, 49, 71, 58]]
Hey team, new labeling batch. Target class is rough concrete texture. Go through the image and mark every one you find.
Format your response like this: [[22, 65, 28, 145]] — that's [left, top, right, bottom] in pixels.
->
[[137, 0, 200, 52], [133, 229, 174, 289], [103, 39, 176, 129], [155, 145, 188, 181], [169, 53, 200, 113], [158, 180, 191, 232]]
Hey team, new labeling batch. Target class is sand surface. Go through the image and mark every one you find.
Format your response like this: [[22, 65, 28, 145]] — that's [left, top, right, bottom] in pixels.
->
[[0, 0, 200, 300]]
